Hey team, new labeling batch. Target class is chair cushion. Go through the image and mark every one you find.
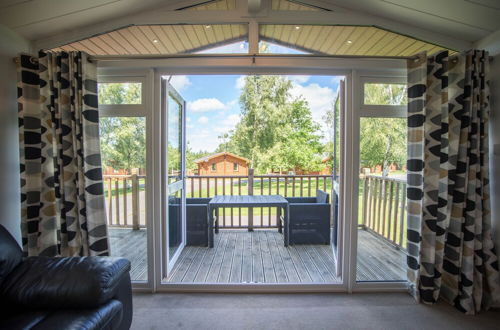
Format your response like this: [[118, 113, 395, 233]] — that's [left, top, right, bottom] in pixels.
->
[[0, 225, 23, 287], [316, 189, 329, 204], [1, 256, 130, 309]]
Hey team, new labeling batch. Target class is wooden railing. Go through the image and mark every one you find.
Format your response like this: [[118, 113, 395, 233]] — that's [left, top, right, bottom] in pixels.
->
[[103, 174, 146, 229], [360, 175, 407, 250], [187, 172, 333, 229], [104, 172, 408, 250]]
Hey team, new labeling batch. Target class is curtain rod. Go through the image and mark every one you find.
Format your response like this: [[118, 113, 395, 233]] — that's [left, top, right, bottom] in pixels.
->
[[87, 53, 420, 62], [14, 53, 493, 64]]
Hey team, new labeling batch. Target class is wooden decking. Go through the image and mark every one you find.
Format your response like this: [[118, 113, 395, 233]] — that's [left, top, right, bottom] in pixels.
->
[[108, 228, 406, 283]]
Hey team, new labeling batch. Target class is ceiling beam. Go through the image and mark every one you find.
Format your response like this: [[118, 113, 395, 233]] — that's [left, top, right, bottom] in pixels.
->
[[33, 7, 471, 51]]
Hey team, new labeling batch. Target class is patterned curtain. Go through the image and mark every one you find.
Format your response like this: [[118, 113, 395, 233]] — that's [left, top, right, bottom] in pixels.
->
[[17, 51, 109, 257], [406, 50, 500, 314]]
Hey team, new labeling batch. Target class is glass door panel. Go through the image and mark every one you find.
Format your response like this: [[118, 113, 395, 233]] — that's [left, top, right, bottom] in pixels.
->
[[100, 116, 148, 282], [162, 78, 187, 272]]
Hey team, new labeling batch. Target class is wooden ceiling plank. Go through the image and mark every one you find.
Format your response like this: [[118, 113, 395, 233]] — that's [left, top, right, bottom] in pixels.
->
[[384, 36, 415, 56], [400, 40, 429, 57], [310, 25, 333, 53], [295, 25, 314, 47], [86, 36, 114, 55], [366, 31, 399, 55], [302, 25, 323, 49], [172, 25, 193, 51], [139, 25, 169, 54], [107, 30, 139, 54], [192, 25, 209, 45], [183, 25, 202, 48], [359, 30, 390, 55], [71, 41, 96, 55], [202, 24, 218, 44], [163, 25, 187, 53], [158, 25, 182, 53], [319, 26, 344, 54], [97, 33, 128, 54], [129, 26, 158, 54], [78, 38, 106, 55], [116, 28, 149, 54], [374, 34, 406, 56], [348, 27, 379, 54], [288, 24, 304, 45], [335, 26, 364, 54]]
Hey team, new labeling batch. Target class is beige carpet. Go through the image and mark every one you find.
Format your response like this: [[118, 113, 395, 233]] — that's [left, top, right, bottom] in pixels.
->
[[131, 292, 500, 330]]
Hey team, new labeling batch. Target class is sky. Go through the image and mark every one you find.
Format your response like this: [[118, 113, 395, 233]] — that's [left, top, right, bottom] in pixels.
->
[[166, 42, 343, 152]]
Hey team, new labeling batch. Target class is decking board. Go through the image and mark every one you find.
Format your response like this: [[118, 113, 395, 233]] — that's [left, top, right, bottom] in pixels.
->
[[108, 228, 407, 284]]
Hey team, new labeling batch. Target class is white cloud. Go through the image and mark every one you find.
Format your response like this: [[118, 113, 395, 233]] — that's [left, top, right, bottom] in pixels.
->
[[236, 75, 246, 89], [213, 114, 240, 133], [331, 76, 344, 85], [287, 75, 311, 84], [169, 75, 191, 91], [187, 98, 227, 112], [186, 117, 191, 122], [197, 116, 209, 124]]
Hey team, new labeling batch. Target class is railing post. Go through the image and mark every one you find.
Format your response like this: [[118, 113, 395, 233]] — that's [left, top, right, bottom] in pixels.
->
[[248, 168, 254, 232], [107, 178, 112, 225], [132, 174, 140, 230], [362, 176, 369, 228]]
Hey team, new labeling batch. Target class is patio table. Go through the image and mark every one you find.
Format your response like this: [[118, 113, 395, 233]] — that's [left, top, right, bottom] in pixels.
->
[[207, 195, 290, 248]]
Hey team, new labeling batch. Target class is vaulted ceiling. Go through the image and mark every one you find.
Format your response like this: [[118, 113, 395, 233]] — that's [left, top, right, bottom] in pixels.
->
[[1, 0, 499, 55]]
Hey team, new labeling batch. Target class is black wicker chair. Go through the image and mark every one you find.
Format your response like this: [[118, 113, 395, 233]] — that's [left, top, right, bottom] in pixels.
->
[[286, 189, 331, 245], [186, 198, 211, 246]]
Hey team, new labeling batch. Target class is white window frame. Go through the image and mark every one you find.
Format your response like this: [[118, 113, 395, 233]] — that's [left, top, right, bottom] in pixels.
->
[[98, 70, 154, 292], [349, 71, 408, 292], [98, 57, 407, 293]]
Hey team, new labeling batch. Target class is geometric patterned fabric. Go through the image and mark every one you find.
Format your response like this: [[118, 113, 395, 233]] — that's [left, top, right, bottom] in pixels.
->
[[407, 50, 500, 314], [16, 51, 109, 257]]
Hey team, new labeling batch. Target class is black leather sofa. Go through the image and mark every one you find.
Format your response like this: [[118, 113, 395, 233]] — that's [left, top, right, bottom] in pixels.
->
[[0, 225, 133, 330]]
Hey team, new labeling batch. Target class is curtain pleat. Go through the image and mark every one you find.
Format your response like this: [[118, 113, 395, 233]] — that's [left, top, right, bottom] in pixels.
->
[[406, 50, 500, 314], [17, 51, 109, 257]]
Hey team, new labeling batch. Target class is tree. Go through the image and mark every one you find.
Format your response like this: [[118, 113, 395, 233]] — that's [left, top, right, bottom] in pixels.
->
[[223, 75, 324, 173], [99, 83, 146, 173], [100, 117, 146, 173], [360, 118, 406, 176], [361, 84, 406, 176], [323, 95, 341, 175]]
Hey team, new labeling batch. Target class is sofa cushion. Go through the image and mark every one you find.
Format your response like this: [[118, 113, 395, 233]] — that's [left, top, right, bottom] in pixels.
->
[[32, 299, 123, 330], [0, 225, 23, 287], [0, 310, 49, 329], [1, 256, 130, 309]]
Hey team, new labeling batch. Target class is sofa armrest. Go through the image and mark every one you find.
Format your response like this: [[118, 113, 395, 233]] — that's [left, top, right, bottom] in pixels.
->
[[0, 256, 130, 309]]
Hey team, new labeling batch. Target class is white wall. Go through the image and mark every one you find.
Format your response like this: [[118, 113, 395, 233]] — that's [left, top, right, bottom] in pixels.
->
[[0, 24, 31, 244], [491, 55, 500, 253]]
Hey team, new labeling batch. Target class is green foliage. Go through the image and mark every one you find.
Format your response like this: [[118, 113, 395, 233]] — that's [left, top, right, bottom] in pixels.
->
[[361, 83, 406, 176], [98, 83, 141, 105], [360, 118, 406, 176], [364, 83, 407, 105], [100, 117, 146, 173], [222, 75, 324, 174], [322, 94, 341, 174]]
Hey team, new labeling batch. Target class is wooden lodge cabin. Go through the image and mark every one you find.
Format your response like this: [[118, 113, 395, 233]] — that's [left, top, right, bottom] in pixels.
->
[[195, 152, 249, 176]]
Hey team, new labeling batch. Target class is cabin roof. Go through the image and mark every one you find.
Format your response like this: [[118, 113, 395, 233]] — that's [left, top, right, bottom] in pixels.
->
[[194, 151, 250, 164]]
